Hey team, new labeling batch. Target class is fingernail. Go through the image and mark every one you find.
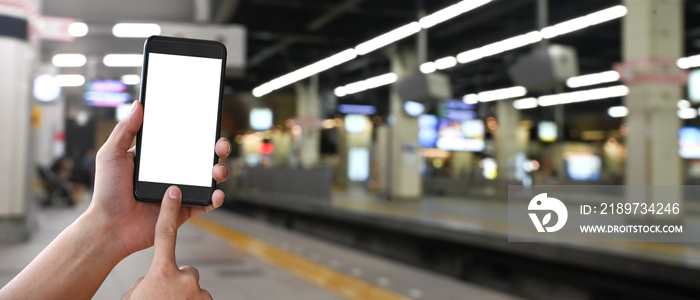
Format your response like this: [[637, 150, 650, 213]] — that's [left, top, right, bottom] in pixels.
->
[[129, 100, 138, 114], [219, 164, 228, 177], [226, 140, 232, 155], [168, 186, 180, 199]]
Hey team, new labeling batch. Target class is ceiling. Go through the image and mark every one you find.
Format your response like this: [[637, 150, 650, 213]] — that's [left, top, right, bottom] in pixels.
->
[[39, 0, 700, 130]]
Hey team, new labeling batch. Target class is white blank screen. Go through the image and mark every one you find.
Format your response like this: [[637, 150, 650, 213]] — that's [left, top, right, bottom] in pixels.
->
[[138, 53, 222, 187]]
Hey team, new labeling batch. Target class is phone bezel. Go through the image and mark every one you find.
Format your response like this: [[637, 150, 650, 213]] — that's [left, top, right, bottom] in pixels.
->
[[133, 35, 227, 206]]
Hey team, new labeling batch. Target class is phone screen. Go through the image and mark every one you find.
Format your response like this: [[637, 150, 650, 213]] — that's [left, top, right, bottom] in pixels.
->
[[138, 53, 222, 187]]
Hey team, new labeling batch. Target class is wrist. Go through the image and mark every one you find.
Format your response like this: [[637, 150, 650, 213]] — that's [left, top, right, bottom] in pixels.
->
[[78, 208, 131, 263]]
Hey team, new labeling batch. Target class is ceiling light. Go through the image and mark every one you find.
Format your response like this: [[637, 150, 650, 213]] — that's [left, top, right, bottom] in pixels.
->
[[121, 74, 140, 85], [355, 22, 421, 55], [52, 54, 86, 67], [678, 108, 698, 119], [55, 74, 85, 87], [68, 22, 88, 37], [364, 73, 397, 89], [538, 85, 629, 106], [566, 70, 620, 88], [434, 56, 457, 70], [456, 31, 542, 64], [112, 23, 161, 38], [513, 98, 538, 110], [33, 75, 61, 102], [419, 0, 492, 29], [608, 106, 628, 118], [334, 73, 397, 97], [541, 5, 627, 39], [678, 55, 700, 69], [420, 62, 436, 74], [334, 87, 347, 97], [103, 54, 143, 67], [478, 86, 527, 102], [463, 94, 478, 104], [678, 99, 691, 109], [253, 49, 357, 97]]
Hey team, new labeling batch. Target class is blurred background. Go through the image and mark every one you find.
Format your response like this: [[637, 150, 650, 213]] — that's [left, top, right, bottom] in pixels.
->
[[2, 0, 700, 299]]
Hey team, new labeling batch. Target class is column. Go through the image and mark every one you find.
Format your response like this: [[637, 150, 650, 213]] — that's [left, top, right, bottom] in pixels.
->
[[383, 48, 421, 200], [0, 5, 34, 242], [496, 99, 522, 182], [623, 0, 683, 217], [294, 75, 321, 168]]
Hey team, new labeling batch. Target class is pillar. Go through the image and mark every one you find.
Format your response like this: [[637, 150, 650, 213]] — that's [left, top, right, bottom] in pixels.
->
[[496, 99, 522, 182], [382, 48, 421, 200], [0, 4, 35, 242], [623, 0, 683, 217], [294, 75, 321, 168]]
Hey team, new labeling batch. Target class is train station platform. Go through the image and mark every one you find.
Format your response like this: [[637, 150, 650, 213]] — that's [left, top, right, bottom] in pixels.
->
[[229, 187, 700, 299], [0, 197, 517, 300]]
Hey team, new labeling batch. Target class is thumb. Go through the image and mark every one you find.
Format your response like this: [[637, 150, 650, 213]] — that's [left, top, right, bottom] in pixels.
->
[[103, 100, 143, 154], [151, 186, 181, 268]]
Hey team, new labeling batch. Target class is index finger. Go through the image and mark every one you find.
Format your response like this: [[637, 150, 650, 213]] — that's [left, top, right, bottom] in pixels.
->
[[151, 185, 182, 267]]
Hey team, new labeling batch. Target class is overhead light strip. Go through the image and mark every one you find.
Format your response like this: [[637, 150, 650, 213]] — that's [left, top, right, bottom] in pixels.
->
[[52, 53, 87, 67], [537, 85, 629, 107], [253, 49, 358, 97], [463, 86, 527, 103], [112, 23, 161, 38], [253, 0, 494, 97], [566, 70, 620, 88], [421, 5, 627, 73], [334, 73, 397, 97], [419, 0, 492, 29], [103, 54, 143, 67], [55, 74, 86, 87]]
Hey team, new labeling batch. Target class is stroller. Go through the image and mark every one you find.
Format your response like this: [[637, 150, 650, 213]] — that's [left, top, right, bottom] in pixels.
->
[[37, 166, 74, 207]]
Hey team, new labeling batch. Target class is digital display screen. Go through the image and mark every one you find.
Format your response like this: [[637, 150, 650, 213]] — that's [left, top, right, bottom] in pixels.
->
[[441, 99, 476, 121], [565, 154, 601, 181], [689, 69, 700, 103], [436, 119, 485, 152], [84, 79, 131, 107], [418, 114, 439, 148], [679, 126, 700, 159], [138, 53, 222, 187]]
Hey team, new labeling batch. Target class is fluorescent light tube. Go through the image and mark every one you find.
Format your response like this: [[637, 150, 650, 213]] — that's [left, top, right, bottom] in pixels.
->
[[52, 54, 86, 67]]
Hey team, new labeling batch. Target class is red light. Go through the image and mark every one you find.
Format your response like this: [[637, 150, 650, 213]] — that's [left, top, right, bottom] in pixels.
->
[[260, 143, 274, 155]]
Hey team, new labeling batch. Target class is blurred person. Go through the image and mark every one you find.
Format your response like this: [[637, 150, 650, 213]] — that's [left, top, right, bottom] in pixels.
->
[[0, 101, 232, 300], [51, 155, 74, 182], [81, 148, 97, 190]]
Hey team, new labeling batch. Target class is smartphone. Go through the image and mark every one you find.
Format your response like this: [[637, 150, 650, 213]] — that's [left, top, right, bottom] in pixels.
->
[[133, 36, 227, 206]]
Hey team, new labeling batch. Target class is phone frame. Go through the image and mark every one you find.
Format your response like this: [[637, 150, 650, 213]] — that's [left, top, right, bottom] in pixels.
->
[[133, 35, 227, 206]]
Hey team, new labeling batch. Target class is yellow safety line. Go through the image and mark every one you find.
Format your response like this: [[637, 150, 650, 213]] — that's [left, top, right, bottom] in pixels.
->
[[190, 217, 408, 300]]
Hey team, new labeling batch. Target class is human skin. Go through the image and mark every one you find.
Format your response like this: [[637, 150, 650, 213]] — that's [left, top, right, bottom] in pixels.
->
[[0, 100, 231, 299]]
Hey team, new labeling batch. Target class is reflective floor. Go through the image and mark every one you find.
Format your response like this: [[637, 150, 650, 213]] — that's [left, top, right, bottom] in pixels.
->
[[0, 197, 517, 300]]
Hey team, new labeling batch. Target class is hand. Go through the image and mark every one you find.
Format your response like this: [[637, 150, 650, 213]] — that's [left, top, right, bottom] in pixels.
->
[[88, 100, 231, 257], [121, 186, 212, 300]]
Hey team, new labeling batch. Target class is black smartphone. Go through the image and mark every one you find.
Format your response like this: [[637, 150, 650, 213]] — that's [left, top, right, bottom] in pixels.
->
[[133, 36, 227, 206]]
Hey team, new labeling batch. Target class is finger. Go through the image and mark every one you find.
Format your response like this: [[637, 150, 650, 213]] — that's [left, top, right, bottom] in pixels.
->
[[180, 190, 224, 221], [121, 276, 145, 300], [212, 163, 229, 183], [152, 185, 182, 267], [200, 289, 213, 300], [179, 265, 200, 282], [215, 138, 231, 159], [212, 189, 225, 208], [103, 100, 143, 154], [127, 146, 135, 155]]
